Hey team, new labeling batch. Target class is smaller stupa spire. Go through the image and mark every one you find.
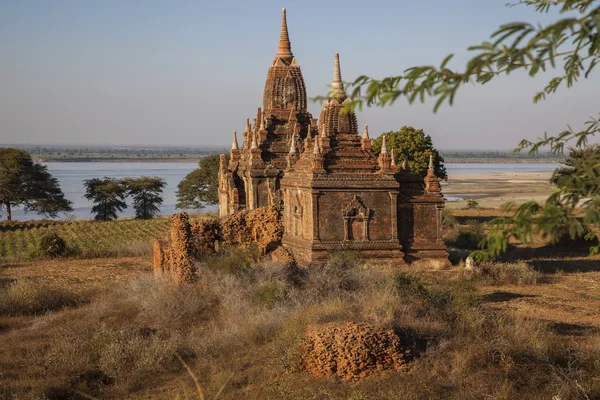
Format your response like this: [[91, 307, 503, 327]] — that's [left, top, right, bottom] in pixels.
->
[[231, 130, 239, 150], [363, 125, 369, 139], [313, 135, 321, 154], [245, 118, 251, 132], [259, 114, 266, 131], [289, 130, 297, 155], [429, 154, 434, 170], [402, 156, 410, 170], [329, 52, 347, 101], [381, 134, 388, 154], [276, 8, 293, 59], [251, 130, 259, 150], [391, 148, 396, 166]]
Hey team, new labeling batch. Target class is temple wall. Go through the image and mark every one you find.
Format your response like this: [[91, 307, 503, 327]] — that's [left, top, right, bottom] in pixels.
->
[[283, 186, 313, 241], [316, 191, 395, 243]]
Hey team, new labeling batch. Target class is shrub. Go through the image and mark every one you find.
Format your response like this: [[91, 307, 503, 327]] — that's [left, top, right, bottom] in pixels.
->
[[38, 231, 67, 258], [455, 220, 486, 249], [467, 261, 541, 285], [442, 208, 458, 231], [466, 199, 480, 209], [0, 280, 88, 316], [202, 245, 259, 277]]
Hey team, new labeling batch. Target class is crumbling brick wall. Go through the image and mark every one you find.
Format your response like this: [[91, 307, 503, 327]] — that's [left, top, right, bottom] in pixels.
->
[[299, 321, 410, 380], [153, 207, 284, 282], [169, 212, 196, 283], [153, 238, 171, 279], [221, 206, 283, 252], [190, 219, 222, 259]]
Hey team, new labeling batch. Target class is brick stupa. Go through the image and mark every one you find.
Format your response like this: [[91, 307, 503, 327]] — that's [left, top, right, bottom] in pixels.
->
[[219, 10, 449, 264]]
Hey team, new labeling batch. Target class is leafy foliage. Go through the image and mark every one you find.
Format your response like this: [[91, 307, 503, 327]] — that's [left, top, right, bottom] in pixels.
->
[[83, 177, 128, 221], [122, 176, 166, 219], [372, 126, 447, 179], [37, 231, 67, 258], [176, 154, 221, 209], [338, 0, 600, 259], [550, 144, 600, 195], [0, 148, 73, 221]]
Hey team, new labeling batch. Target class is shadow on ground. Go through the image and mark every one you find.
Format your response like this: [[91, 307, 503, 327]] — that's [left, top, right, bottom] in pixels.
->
[[530, 259, 600, 274], [483, 291, 537, 303], [549, 322, 600, 337]]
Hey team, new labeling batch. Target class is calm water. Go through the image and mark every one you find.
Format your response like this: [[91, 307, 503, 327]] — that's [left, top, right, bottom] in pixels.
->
[[7, 162, 560, 221]]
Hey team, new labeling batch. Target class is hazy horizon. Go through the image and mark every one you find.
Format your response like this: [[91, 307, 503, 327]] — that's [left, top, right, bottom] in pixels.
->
[[1, 0, 598, 150]]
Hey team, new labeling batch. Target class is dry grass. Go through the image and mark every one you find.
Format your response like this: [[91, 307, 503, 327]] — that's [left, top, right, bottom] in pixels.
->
[[0, 279, 90, 316], [466, 261, 542, 285], [0, 250, 599, 399]]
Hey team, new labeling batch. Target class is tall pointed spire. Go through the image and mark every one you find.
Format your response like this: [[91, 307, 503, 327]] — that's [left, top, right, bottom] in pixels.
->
[[251, 130, 258, 150], [289, 130, 297, 155], [231, 130, 239, 150], [381, 134, 388, 154], [391, 148, 396, 166], [429, 154, 434, 170], [313, 135, 321, 154], [259, 115, 266, 131], [329, 53, 347, 101], [275, 8, 293, 60], [363, 125, 369, 140]]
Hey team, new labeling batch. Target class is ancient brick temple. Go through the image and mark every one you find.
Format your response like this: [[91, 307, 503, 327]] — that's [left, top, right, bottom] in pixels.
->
[[218, 9, 448, 264]]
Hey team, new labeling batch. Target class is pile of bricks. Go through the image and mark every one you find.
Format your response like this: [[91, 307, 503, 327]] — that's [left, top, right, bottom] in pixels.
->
[[299, 321, 410, 380]]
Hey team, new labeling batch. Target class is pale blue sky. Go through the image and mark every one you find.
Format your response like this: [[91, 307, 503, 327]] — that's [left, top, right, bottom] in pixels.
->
[[0, 0, 598, 149]]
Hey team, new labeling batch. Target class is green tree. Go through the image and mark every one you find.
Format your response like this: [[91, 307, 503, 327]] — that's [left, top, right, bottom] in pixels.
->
[[550, 144, 600, 195], [342, 0, 600, 258], [0, 148, 73, 221], [83, 177, 127, 221], [372, 126, 447, 179], [176, 154, 221, 209], [122, 176, 166, 219]]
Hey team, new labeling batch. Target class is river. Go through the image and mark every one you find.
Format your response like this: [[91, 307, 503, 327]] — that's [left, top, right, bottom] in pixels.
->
[[6, 162, 560, 221]]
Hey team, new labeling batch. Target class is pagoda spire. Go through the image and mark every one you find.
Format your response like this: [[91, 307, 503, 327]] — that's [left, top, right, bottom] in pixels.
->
[[275, 8, 293, 60], [289, 130, 297, 155], [329, 53, 347, 101], [231, 130, 239, 150], [381, 134, 389, 154], [428, 154, 434, 170], [313, 134, 321, 154], [251, 130, 259, 150], [391, 148, 396, 166], [363, 125, 369, 140]]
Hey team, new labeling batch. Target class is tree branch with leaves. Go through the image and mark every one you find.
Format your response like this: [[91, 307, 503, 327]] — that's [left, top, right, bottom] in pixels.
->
[[338, 0, 600, 259]]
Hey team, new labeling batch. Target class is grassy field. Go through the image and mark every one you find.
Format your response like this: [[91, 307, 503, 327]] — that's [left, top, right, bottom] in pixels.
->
[[1, 244, 599, 399], [0, 215, 212, 260]]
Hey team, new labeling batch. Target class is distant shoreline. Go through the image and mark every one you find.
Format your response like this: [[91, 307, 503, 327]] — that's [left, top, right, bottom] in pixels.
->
[[36, 157, 562, 164], [38, 158, 202, 163], [444, 158, 561, 164]]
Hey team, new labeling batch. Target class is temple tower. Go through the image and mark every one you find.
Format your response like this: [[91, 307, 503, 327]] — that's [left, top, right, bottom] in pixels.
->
[[280, 54, 407, 262], [218, 9, 315, 217]]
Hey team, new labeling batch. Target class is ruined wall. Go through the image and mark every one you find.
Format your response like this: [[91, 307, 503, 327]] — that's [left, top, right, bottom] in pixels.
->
[[221, 206, 283, 252], [169, 213, 196, 283]]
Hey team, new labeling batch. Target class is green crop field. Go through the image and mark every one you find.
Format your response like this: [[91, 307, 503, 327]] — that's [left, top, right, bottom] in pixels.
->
[[0, 215, 210, 260]]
